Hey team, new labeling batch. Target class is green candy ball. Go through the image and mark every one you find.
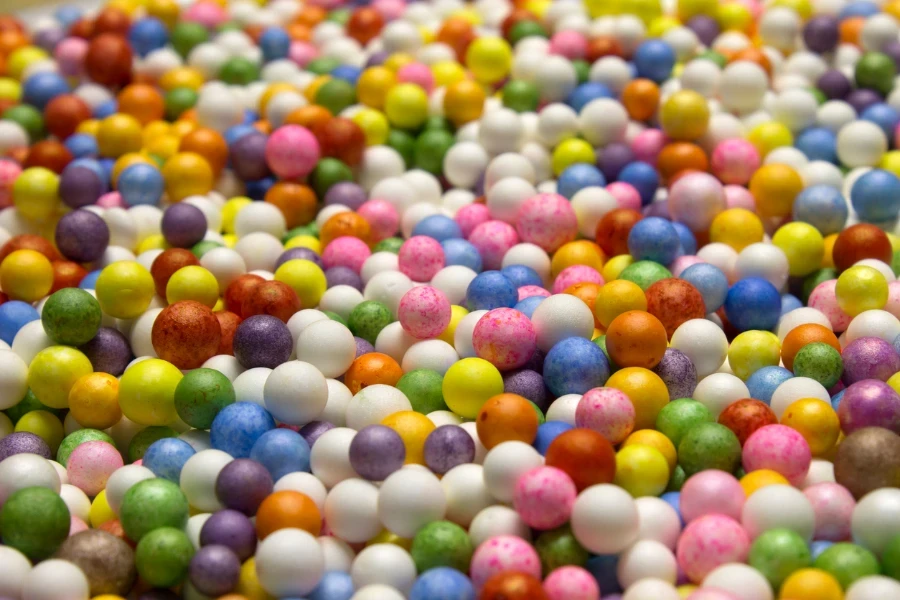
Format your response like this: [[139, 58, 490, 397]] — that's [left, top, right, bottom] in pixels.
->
[[315, 79, 357, 115], [135, 527, 194, 588], [397, 369, 447, 414], [656, 399, 714, 448], [57, 428, 115, 467], [164, 87, 198, 120], [814, 542, 880, 589], [856, 51, 897, 96], [792, 342, 843, 388], [310, 158, 354, 198], [415, 129, 455, 176], [119, 478, 190, 542], [502, 80, 540, 113], [174, 368, 236, 429], [0, 487, 70, 560], [348, 300, 394, 344], [3, 104, 45, 142], [374, 237, 404, 254], [170, 22, 209, 57], [666, 464, 687, 492], [128, 426, 178, 463], [619, 261, 673, 291], [749, 528, 811, 589], [535, 526, 588, 575], [41, 288, 102, 346], [387, 129, 416, 169], [306, 57, 341, 75], [677, 422, 741, 477], [880, 534, 900, 580], [191, 240, 223, 259], [5, 388, 62, 425], [410, 520, 473, 573], [218, 57, 260, 85]]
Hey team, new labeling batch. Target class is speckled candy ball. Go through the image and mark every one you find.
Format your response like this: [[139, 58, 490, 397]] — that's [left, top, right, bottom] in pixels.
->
[[469, 220, 519, 271], [215, 458, 273, 515], [199, 509, 257, 561], [653, 348, 699, 401], [79, 327, 132, 376], [322, 236, 371, 274], [516, 193, 578, 253], [842, 337, 900, 384], [470, 535, 542, 590], [232, 314, 293, 369], [543, 566, 600, 600], [680, 470, 746, 522], [189, 544, 241, 597], [398, 285, 451, 339], [423, 425, 476, 475], [265, 125, 320, 180], [575, 387, 636, 444], [838, 379, 900, 435], [0, 431, 52, 460], [503, 369, 550, 409], [513, 466, 577, 530], [803, 482, 855, 542], [66, 440, 124, 497], [55, 209, 110, 263], [473, 308, 537, 371], [809, 280, 852, 332], [677, 514, 750, 583], [398, 236, 445, 281], [358, 199, 400, 242], [742, 424, 812, 486], [349, 424, 406, 480]]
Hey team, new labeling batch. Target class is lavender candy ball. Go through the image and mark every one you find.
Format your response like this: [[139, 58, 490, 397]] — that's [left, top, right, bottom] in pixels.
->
[[161, 203, 207, 248], [883, 41, 900, 69], [846, 88, 883, 113], [0, 432, 52, 461], [230, 132, 271, 181], [299, 421, 334, 448], [423, 425, 476, 475], [60, 166, 106, 209], [366, 50, 389, 67], [838, 379, 900, 435], [55, 209, 110, 262], [842, 336, 900, 384], [685, 15, 719, 47], [275, 247, 323, 270], [189, 544, 241, 597], [802, 15, 839, 53], [215, 458, 273, 516], [817, 70, 852, 100], [232, 315, 293, 369], [199, 509, 257, 561], [598, 142, 635, 181], [653, 348, 698, 400], [503, 369, 550, 411], [325, 266, 363, 291], [349, 425, 406, 480], [79, 327, 132, 376], [355, 336, 375, 357], [324, 182, 367, 210], [33, 27, 66, 52]]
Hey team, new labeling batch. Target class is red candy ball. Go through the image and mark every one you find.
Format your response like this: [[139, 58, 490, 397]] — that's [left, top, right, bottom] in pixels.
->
[[241, 280, 301, 323], [646, 278, 707, 338], [85, 34, 132, 87], [151, 249, 201, 298], [718, 399, 778, 446], [595, 209, 643, 257], [151, 300, 222, 370]]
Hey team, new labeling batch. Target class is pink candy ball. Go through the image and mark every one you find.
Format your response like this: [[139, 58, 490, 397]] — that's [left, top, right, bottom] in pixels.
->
[[606, 182, 642, 211], [0, 159, 22, 209], [549, 31, 588, 59], [513, 466, 577, 529], [742, 424, 812, 486], [96, 191, 125, 208], [289, 42, 319, 67], [724, 185, 756, 211], [803, 482, 855, 541], [518, 285, 551, 301], [322, 236, 371, 273], [516, 194, 577, 254], [676, 514, 750, 583], [456, 203, 491, 238], [575, 387, 636, 444], [884, 280, 900, 318], [66, 441, 124, 497], [469, 220, 519, 270], [398, 285, 451, 339], [265, 125, 321, 180], [668, 172, 727, 233], [398, 235, 445, 281], [631, 129, 667, 165], [182, 1, 228, 27], [710, 139, 761, 185], [69, 516, 89, 536], [808, 279, 852, 331], [470, 535, 542, 590], [358, 198, 400, 242], [54, 37, 88, 77], [670, 255, 705, 277], [396, 63, 435, 94], [543, 566, 600, 600], [372, 0, 406, 20], [687, 590, 743, 600], [680, 470, 746, 522], [552, 265, 604, 294], [472, 307, 537, 370]]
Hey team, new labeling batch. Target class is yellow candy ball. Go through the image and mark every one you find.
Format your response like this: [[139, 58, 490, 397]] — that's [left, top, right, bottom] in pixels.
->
[[0, 249, 54, 302], [465, 37, 512, 84], [97, 114, 143, 158], [727, 330, 781, 380], [622, 429, 677, 472], [709, 208, 764, 252], [772, 222, 825, 277], [551, 240, 605, 277], [96, 261, 156, 319], [438, 305, 469, 345], [615, 444, 670, 497], [749, 163, 804, 218], [678, 0, 718, 20], [118, 358, 183, 426], [0, 78, 21, 101], [28, 346, 93, 409], [889, 371, 900, 397], [443, 80, 487, 127], [285, 235, 322, 254], [432, 60, 467, 87], [384, 83, 429, 129], [779, 568, 843, 600], [822, 233, 838, 269], [747, 121, 794, 158], [7, 47, 49, 81], [136, 234, 169, 254], [368, 529, 412, 549], [552, 138, 596, 176], [158, 66, 204, 92], [835, 265, 888, 316], [607, 367, 669, 430], [442, 357, 504, 418], [166, 265, 219, 307], [272, 259, 326, 308], [15, 410, 64, 454], [90, 490, 116, 528], [222, 197, 253, 233], [237, 558, 275, 600], [593, 280, 647, 328], [161, 152, 214, 201], [357, 66, 396, 109], [660, 90, 710, 141], [13, 167, 59, 222], [352, 108, 390, 146], [602, 254, 634, 281], [717, 2, 753, 31], [781, 398, 840, 457], [740, 468, 789, 497], [381, 410, 436, 465], [68, 372, 122, 430]]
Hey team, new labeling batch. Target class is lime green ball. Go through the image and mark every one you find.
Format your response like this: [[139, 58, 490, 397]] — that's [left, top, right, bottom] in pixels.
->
[[749, 529, 812, 588], [509, 20, 547, 45], [386, 129, 416, 168], [856, 51, 896, 95], [792, 342, 843, 388], [5, 388, 62, 425], [174, 368, 236, 429], [397, 369, 447, 414], [128, 425, 178, 463], [410, 521, 473, 573], [677, 422, 741, 476], [573, 59, 590, 84], [502, 80, 540, 113], [191, 240, 223, 259], [57, 429, 115, 467], [666, 464, 686, 492], [135, 527, 194, 588], [164, 87, 198, 120], [323, 310, 347, 326], [284, 223, 319, 243], [814, 542, 880, 589], [348, 300, 394, 344], [656, 399, 714, 448], [0, 487, 70, 560], [535, 526, 588, 575], [423, 116, 453, 132], [697, 50, 727, 68], [170, 22, 209, 58], [15, 410, 64, 454], [306, 57, 341, 75], [120, 478, 190, 542], [219, 57, 260, 85], [41, 288, 102, 346], [415, 129, 455, 175], [619, 260, 674, 291], [374, 237, 404, 253], [327, 8, 351, 24], [310, 158, 354, 198], [881, 534, 900, 580], [315, 78, 357, 115], [3, 104, 44, 142]]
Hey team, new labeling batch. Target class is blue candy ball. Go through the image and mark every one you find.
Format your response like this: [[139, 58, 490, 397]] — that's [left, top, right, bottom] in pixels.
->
[[118, 163, 165, 207], [672, 222, 697, 256], [566, 82, 614, 112], [724, 277, 782, 332], [64, 134, 99, 159], [259, 27, 291, 62], [441, 239, 482, 272], [543, 337, 610, 396], [781, 293, 803, 315], [413, 214, 463, 242], [142, 438, 196, 482], [585, 554, 621, 595], [22, 72, 69, 111], [627, 216, 680, 265], [466, 270, 517, 311], [633, 40, 676, 83], [617, 161, 659, 206], [557, 163, 606, 199], [0, 301, 40, 345], [79, 270, 102, 290], [533, 421, 574, 455], [409, 567, 475, 600], [679, 263, 728, 313], [792, 184, 848, 235], [308, 571, 355, 600], [93, 99, 118, 119], [249, 428, 311, 482], [513, 295, 545, 319], [861, 102, 900, 139], [500, 264, 543, 288], [747, 366, 794, 405], [128, 17, 169, 57], [210, 402, 276, 458], [851, 168, 900, 223], [794, 127, 838, 163]]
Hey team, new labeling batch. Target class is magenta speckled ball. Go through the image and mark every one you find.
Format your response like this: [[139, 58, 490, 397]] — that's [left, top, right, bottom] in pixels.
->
[[518, 285, 551, 301], [265, 125, 320, 179], [742, 424, 812, 486], [686, 590, 743, 600], [680, 470, 746, 523], [66, 440, 125, 496], [724, 185, 756, 211], [472, 308, 537, 370], [676, 514, 750, 583], [552, 265, 604, 294], [838, 379, 900, 435], [668, 172, 727, 233], [469, 220, 520, 270], [543, 566, 600, 600], [512, 465, 577, 530], [711, 139, 761, 185], [631, 129, 666, 164], [322, 236, 371, 274], [455, 203, 491, 238], [809, 280, 852, 332], [515, 194, 578, 254], [398, 236, 445, 282], [803, 482, 855, 542], [470, 535, 542, 590], [842, 337, 900, 384], [607, 182, 642, 211], [357, 199, 399, 242], [398, 285, 451, 339], [575, 387, 636, 444], [670, 256, 705, 277]]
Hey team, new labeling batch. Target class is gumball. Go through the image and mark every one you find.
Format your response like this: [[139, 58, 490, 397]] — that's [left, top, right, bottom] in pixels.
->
[[472, 308, 537, 370], [681, 470, 745, 522], [748, 528, 812, 589], [743, 424, 812, 485], [677, 514, 750, 583], [67, 440, 123, 497], [718, 399, 777, 445], [575, 387, 636, 444], [832, 224, 893, 272], [678, 422, 742, 477], [605, 310, 668, 369], [838, 379, 900, 434], [470, 535, 541, 590], [151, 301, 221, 370], [545, 428, 616, 491]]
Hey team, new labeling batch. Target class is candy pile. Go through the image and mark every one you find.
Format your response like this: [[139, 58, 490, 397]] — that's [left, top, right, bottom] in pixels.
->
[[1, 0, 900, 598]]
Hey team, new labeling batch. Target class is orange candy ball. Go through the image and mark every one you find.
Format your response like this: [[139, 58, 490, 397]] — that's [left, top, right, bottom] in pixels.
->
[[781, 324, 841, 371], [545, 428, 616, 491], [344, 352, 403, 394], [117, 84, 165, 125], [605, 310, 668, 369], [85, 34, 132, 87], [346, 7, 384, 45], [44, 95, 92, 140], [657, 142, 709, 183], [481, 572, 548, 600], [255, 490, 322, 539], [23, 141, 73, 174], [832, 223, 893, 271], [241, 280, 301, 323], [476, 393, 540, 450], [265, 182, 318, 229], [645, 278, 707, 338], [216, 310, 241, 356], [50, 260, 88, 293], [320, 212, 371, 247], [312, 118, 366, 167], [595, 209, 643, 257], [179, 127, 228, 175], [621, 78, 660, 121], [150, 248, 200, 298], [0, 234, 60, 263], [225, 273, 265, 316], [151, 300, 222, 370], [284, 105, 333, 130]]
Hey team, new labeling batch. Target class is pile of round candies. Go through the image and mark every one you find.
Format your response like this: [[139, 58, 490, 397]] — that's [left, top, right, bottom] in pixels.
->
[[3, 0, 900, 598]]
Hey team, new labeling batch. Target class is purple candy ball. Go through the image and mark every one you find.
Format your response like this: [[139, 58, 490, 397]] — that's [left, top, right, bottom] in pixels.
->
[[685, 16, 720, 47], [189, 545, 241, 597], [884, 41, 900, 69], [59, 166, 106, 208], [817, 70, 852, 100], [325, 266, 363, 291], [355, 336, 375, 357], [230, 132, 271, 181], [0, 432, 52, 461], [847, 88, 883, 113], [233, 315, 293, 369], [503, 369, 550, 410], [521, 348, 545, 373], [803, 15, 839, 53], [842, 336, 900, 384], [324, 182, 367, 210], [276, 247, 323, 270], [161, 203, 207, 248], [199, 509, 257, 561], [366, 51, 388, 67], [215, 458, 273, 515], [349, 424, 405, 480], [423, 425, 475, 475], [598, 142, 635, 181], [33, 27, 66, 52], [79, 326, 132, 376], [838, 379, 900, 435], [653, 348, 698, 400], [55, 209, 109, 262], [299, 420, 334, 449]]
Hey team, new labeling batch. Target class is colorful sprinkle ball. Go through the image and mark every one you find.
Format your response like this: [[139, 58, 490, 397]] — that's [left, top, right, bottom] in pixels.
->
[[4, 0, 900, 598]]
